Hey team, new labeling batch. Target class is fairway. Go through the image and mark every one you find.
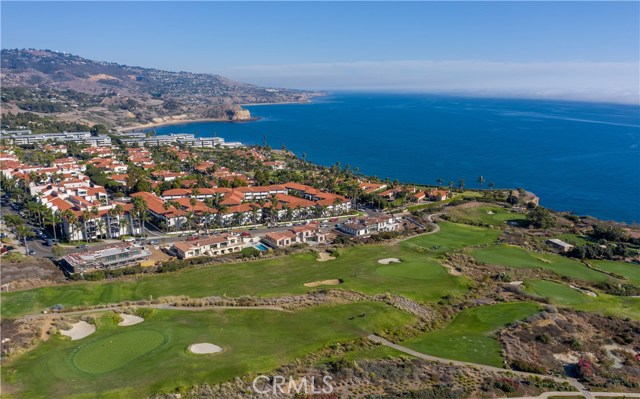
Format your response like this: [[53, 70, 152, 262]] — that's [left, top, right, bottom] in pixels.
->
[[72, 329, 167, 374], [446, 206, 527, 226], [524, 279, 640, 320], [592, 260, 640, 285], [471, 245, 613, 283], [403, 302, 541, 367], [524, 280, 588, 305], [3, 302, 416, 398], [1, 222, 498, 317], [402, 221, 501, 254]]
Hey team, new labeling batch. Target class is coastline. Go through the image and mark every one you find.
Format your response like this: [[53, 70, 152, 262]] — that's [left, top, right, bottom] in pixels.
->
[[117, 117, 257, 132], [240, 100, 312, 107]]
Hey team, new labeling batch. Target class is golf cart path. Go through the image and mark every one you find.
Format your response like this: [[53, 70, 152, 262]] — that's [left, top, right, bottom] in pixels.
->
[[367, 335, 627, 399], [393, 213, 442, 244]]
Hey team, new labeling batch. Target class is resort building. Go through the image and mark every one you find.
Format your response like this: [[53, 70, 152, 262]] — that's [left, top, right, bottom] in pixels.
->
[[171, 234, 243, 259], [337, 216, 400, 237], [61, 243, 151, 273]]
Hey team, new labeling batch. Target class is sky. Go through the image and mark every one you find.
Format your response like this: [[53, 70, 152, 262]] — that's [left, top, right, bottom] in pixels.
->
[[1, 1, 639, 104]]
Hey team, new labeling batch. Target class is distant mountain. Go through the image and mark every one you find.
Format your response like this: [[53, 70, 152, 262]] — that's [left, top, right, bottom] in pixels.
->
[[1, 49, 318, 130]]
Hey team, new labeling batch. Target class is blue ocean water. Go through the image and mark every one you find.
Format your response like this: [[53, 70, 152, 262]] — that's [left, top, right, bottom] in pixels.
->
[[154, 93, 640, 223]]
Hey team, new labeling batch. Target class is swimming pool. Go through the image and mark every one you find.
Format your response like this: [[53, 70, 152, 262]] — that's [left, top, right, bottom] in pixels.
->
[[254, 244, 269, 251]]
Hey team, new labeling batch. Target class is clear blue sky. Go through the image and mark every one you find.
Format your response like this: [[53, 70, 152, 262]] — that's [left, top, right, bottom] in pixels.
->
[[2, 1, 639, 103]]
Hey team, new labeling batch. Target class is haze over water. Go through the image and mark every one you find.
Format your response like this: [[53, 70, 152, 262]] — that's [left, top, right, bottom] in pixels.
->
[[155, 93, 640, 224]]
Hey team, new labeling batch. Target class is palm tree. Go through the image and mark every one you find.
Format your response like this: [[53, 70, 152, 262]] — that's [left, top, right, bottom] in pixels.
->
[[436, 178, 444, 187], [48, 210, 61, 243], [16, 225, 34, 254], [458, 179, 465, 191], [250, 204, 260, 225], [477, 175, 485, 190], [61, 210, 77, 243], [269, 195, 280, 223], [488, 181, 495, 191], [81, 209, 92, 242], [91, 206, 100, 238]]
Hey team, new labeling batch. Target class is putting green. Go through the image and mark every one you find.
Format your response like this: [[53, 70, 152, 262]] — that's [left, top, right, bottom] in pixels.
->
[[72, 329, 167, 374]]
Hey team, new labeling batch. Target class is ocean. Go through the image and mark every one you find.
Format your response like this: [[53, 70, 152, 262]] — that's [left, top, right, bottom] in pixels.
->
[[154, 93, 640, 224]]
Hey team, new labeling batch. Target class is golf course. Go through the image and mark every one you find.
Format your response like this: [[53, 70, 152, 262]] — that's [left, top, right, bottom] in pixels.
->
[[2, 216, 639, 398]]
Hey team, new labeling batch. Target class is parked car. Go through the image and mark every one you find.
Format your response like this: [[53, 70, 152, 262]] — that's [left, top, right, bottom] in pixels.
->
[[45, 239, 53, 246], [77, 244, 89, 249], [124, 237, 136, 242], [28, 249, 36, 255], [186, 236, 198, 242], [148, 240, 159, 245]]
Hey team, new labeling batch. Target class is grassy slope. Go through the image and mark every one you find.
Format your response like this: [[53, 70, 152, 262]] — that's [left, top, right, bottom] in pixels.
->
[[2, 303, 415, 399], [471, 245, 613, 283], [524, 279, 640, 320], [591, 260, 640, 285], [2, 222, 497, 317], [403, 302, 541, 367]]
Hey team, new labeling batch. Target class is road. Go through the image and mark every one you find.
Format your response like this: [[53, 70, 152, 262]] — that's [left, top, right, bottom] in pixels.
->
[[368, 335, 640, 399]]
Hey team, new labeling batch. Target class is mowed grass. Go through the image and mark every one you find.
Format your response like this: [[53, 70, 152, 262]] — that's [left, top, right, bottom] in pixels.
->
[[72, 329, 167, 374], [524, 279, 640, 320], [403, 302, 541, 367], [446, 206, 527, 226], [471, 245, 613, 283], [2, 222, 494, 318], [524, 280, 587, 305], [2, 302, 415, 398], [402, 221, 501, 254], [591, 260, 640, 285]]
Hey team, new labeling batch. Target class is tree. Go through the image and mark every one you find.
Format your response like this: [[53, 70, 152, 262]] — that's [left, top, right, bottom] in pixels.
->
[[477, 175, 485, 189], [458, 179, 465, 190], [81, 209, 92, 242], [52, 244, 66, 257], [436, 178, 444, 187], [16, 225, 34, 253], [527, 206, 555, 229]]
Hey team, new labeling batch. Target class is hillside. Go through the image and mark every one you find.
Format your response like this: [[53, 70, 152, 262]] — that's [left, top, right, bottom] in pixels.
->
[[0, 49, 318, 130]]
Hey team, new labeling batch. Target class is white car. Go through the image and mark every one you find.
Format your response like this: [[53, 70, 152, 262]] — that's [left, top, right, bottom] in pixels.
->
[[124, 237, 136, 242]]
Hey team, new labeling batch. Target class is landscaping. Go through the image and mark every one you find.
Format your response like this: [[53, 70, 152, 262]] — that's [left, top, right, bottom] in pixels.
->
[[403, 302, 541, 367]]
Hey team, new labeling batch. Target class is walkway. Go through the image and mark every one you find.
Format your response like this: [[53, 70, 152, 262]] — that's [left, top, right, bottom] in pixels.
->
[[367, 335, 640, 399]]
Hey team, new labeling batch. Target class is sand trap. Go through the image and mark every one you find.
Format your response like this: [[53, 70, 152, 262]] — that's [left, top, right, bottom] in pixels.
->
[[442, 263, 463, 276], [189, 343, 223, 354], [60, 321, 96, 341], [378, 258, 401, 265], [317, 252, 336, 262], [304, 279, 341, 287], [569, 284, 598, 297], [118, 314, 144, 326], [509, 280, 524, 286], [487, 211, 495, 215]]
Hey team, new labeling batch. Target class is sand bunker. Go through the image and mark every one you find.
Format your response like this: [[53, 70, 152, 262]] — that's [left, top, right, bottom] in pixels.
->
[[61, 321, 96, 341], [189, 343, 223, 354], [378, 258, 401, 265], [442, 263, 463, 276], [569, 284, 598, 297], [316, 252, 336, 262], [304, 279, 341, 287], [118, 314, 144, 326]]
